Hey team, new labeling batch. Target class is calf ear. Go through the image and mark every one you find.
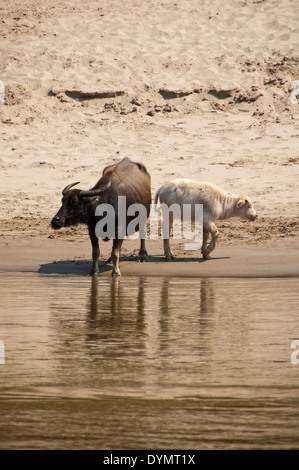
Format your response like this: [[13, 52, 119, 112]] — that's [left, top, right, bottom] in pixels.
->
[[236, 199, 246, 209]]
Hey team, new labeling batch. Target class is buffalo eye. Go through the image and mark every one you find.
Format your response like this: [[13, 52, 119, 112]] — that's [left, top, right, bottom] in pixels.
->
[[70, 196, 79, 207]]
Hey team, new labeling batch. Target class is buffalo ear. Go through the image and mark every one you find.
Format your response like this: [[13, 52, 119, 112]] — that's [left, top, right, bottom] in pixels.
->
[[71, 195, 79, 206], [81, 195, 99, 203]]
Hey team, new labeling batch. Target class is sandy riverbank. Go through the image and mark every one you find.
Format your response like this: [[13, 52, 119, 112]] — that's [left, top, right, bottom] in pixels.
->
[[0, 0, 298, 279]]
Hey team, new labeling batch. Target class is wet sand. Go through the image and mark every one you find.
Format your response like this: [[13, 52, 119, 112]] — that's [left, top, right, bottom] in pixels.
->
[[1, 236, 299, 278]]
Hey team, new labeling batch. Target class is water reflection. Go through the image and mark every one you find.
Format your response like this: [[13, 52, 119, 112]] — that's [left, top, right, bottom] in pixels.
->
[[86, 276, 215, 337], [50, 276, 217, 357], [45, 275, 299, 399], [46, 276, 218, 399]]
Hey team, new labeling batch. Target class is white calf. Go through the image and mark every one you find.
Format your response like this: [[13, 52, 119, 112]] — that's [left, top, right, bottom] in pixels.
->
[[154, 178, 258, 260]]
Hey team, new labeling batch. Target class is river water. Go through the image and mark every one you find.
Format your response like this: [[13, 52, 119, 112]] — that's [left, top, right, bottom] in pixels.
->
[[0, 272, 298, 449]]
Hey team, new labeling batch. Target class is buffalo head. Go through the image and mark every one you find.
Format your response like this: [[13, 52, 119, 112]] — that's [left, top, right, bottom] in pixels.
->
[[51, 180, 111, 229]]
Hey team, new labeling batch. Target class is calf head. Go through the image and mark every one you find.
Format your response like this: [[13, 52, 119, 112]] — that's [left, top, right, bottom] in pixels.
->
[[51, 180, 111, 229], [236, 195, 258, 221]]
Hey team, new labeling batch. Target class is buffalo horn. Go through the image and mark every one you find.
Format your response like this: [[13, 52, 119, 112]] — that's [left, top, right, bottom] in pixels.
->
[[62, 181, 80, 196], [79, 180, 111, 198]]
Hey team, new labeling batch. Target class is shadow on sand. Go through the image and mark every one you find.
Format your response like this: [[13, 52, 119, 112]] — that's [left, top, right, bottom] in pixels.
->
[[38, 254, 230, 276]]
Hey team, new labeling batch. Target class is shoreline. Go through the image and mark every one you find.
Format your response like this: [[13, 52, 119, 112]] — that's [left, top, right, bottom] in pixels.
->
[[1, 237, 299, 279]]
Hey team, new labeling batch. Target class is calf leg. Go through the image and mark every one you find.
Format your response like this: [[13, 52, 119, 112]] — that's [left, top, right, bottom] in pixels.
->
[[202, 222, 218, 259], [201, 226, 209, 258], [111, 238, 124, 276], [163, 212, 174, 260]]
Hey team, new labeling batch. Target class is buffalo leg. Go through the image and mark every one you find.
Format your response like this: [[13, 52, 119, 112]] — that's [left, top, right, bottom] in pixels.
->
[[138, 238, 148, 262], [111, 238, 123, 276], [105, 249, 121, 265], [89, 226, 100, 275]]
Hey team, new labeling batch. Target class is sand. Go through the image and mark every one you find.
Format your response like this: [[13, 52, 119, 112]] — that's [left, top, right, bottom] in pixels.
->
[[0, 0, 299, 278]]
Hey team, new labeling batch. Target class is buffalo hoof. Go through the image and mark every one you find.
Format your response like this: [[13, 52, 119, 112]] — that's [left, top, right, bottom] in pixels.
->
[[90, 266, 99, 276], [112, 271, 121, 277]]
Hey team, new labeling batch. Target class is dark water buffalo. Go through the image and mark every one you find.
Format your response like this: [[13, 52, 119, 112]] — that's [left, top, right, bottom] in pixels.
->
[[51, 157, 151, 276]]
